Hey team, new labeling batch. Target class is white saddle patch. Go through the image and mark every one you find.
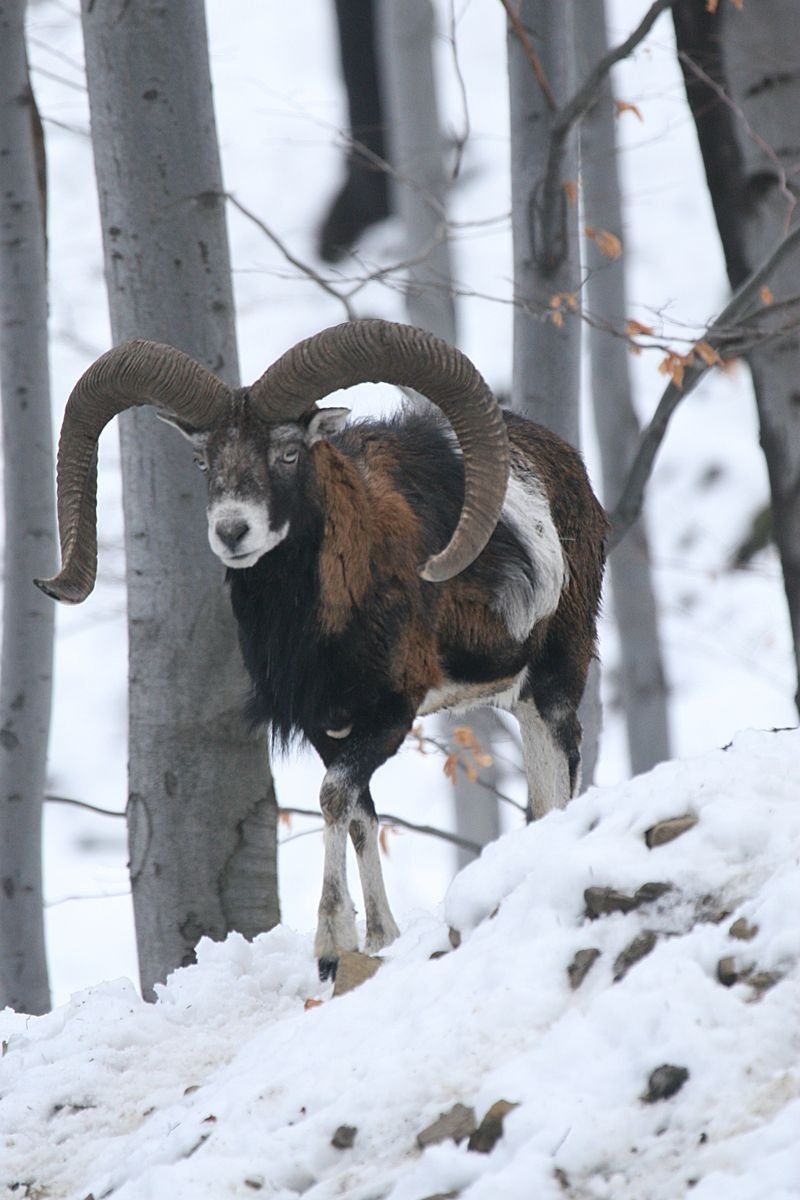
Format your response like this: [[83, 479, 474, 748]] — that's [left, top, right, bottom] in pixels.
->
[[494, 474, 565, 641]]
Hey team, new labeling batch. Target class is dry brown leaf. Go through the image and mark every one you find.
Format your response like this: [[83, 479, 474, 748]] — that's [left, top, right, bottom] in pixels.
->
[[759, 284, 774, 305], [614, 99, 643, 122], [453, 725, 477, 748], [658, 349, 695, 389], [563, 179, 579, 207], [705, 0, 719, 12], [624, 318, 655, 338], [304, 997, 324, 1010], [278, 809, 293, 829], [444, 753, 459, 783], [378, 824, 395, 857], [585, 225, 622, 259], [694, 339, 723, 367], [550, 309, 565, 328]]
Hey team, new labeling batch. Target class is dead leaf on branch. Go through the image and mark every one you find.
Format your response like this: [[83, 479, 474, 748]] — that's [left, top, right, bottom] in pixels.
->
[[624, 318, 655, 338], [694, 339, 723, 367], [584, 225, 623, 259], [378, 824, 400, 857], [658, 349, 696, 389], [614, 99, 643, 122], [563, 179, 579, 207], [759, 284, 774, 305]]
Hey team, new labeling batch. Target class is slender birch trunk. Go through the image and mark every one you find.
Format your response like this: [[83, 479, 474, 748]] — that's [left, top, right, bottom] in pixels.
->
[[378, 0, 501, 858], [506, 1, 602, 785], [579, 0, 671, 774], [0, 0, 55, 1014], [80, 0, 279, 999]]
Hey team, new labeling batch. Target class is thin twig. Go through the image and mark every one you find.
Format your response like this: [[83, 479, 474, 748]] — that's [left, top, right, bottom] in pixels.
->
[[225, 192, 356, 320], [278, 805, 482, 853], [536, 0, 673, 271], [46, 793, 124, 818], [498, 0, 558, 112], [609, 224, 800, 549]]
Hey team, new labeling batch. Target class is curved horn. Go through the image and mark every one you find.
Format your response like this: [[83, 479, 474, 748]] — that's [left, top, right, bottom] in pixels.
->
[[35, 340, 230, 604], [248, 319, 510, 582]]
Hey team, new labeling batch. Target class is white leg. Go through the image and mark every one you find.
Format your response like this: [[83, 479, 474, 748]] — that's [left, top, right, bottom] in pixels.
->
[[315, 768, 358, 977], [514, 699, 572, 821], [350, 805, 400, 954]]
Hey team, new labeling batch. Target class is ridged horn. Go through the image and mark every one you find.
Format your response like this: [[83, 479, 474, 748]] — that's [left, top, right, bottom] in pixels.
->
[[35, 340, 230, 604], [248, 319, 510, 581]]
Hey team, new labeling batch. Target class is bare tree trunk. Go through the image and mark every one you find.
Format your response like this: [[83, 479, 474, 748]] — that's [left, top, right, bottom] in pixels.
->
[[673, 0, 800, 712], [507, 0, 581, 446], [378, 0, 502, 861], [506, 1, 602, 784], [579, 0, 671, 775], [80, 0, 279, 999], [0, 0, 54, 1014]]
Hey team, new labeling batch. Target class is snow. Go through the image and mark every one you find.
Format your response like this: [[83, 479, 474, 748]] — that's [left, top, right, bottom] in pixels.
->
[[1, 0, 799, 1196], [2, 729, 799, 1198]]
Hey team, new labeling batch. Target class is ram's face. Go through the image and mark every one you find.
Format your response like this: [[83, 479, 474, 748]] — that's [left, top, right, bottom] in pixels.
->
[[191, 406, 349, 570]]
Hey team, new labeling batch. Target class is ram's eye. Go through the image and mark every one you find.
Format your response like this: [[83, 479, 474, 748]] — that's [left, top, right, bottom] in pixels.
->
[[281, 445, 300, 464], [193, 454, 208, 472]]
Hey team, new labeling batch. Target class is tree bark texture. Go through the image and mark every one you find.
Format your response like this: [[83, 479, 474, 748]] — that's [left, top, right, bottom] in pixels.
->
[[0, 0, 55, 1014], [506, 1, 601, 784], [579, 0, 671, 775], [507, 0, 581, 446], [80, 0, 279, 999], [673, 0, 800, 711]]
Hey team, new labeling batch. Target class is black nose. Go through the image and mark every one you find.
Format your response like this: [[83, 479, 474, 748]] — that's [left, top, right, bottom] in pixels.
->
[[216, 517, 250, 552]]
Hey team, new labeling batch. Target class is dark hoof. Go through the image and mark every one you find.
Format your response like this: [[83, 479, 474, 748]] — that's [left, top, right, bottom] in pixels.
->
[[318, 957, 339, 982]]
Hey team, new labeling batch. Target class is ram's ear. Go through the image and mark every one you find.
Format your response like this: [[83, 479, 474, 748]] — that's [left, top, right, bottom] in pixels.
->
[[156, 410, 207, 449], [305, 406, 350, 446]]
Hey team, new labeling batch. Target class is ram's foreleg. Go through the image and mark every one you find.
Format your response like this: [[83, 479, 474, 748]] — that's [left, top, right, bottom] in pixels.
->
[[349, 789, 400, 954], [313, 717, 409, 979], [316, 762, 360, 980]]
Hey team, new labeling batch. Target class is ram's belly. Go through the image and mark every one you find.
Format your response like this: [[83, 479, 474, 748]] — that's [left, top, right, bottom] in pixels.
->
[[417, 667, 528, 717]]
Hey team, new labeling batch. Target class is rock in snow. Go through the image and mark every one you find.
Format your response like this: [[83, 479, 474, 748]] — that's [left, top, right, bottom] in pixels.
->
[[1, 729, 799, 1199]]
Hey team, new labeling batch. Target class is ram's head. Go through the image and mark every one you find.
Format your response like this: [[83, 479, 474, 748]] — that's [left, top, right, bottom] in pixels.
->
[[36, 319, 511, 600]]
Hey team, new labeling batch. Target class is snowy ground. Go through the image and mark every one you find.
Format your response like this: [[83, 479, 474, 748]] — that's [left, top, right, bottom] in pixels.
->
[[2, 728, 799, 1198], [1, 1, 799, 1196]]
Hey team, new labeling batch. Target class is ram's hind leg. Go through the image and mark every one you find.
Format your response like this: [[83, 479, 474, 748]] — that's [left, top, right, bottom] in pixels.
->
[[349, 789, 400, 954]]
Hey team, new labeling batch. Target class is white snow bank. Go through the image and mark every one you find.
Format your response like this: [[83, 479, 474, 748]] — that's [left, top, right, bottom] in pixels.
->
[[2, 728, 799, 1199]]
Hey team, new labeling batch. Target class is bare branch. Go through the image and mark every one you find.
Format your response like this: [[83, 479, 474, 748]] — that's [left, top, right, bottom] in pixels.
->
[[47, 793, 124, 818], [277, 805, 482, 854], [225, 191, 357, 320], [609, 224, 800, 549], [537, 0, 673, 271], [499, 0, 558, 112]]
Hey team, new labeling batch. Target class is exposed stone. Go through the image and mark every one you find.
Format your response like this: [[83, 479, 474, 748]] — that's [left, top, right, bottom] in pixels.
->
[[554, 1167, 570, 1191], [416, 1103, 476, 1149], [645, 815, 698, 848], [448, 927, 462, 949], [331, 1124, 357, 1150], [584, 882, 673, 920], [567, 947, 601, 990], [332, 952, 382, 997], [420, 1193, 460, 1200], [746, 971, 781, 998], [634, 881, 674, 905], [467, 1099, 519, 1154], [613, 930, 657, 982], [717, 955, 740, 987], [584, 886, 639, 918], [729, 917, 758, 941], [642, 1064, 689, 1103]]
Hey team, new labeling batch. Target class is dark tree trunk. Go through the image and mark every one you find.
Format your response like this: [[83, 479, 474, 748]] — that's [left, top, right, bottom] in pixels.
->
[[673, 0, 800, 712]]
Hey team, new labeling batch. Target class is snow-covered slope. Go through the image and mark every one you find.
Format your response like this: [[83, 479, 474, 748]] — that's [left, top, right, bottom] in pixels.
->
[[3, 728, 798, 1199]]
